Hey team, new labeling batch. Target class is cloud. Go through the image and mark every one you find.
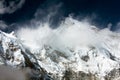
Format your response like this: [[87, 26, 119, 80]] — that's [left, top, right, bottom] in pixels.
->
[[114, 22, 120, 32], [0, 65, 26, 80], [31, 0, 66, 28], [0, 0, 25, 14], [0, 21, 8, 29], [17, 17, 106, 54]]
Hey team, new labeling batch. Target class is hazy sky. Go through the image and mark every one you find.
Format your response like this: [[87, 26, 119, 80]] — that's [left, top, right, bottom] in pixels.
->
[[0, 0, 120, 32]]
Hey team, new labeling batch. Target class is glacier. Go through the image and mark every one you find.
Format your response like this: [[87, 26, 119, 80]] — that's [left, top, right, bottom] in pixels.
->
[[0, 17, 120, 80]]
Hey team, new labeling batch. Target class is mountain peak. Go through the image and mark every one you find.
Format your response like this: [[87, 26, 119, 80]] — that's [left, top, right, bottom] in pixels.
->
[[0, 28, 120, 80]]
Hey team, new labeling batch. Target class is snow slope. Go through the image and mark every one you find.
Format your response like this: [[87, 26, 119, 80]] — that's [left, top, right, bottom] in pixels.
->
[[0, 17, 120, 80]]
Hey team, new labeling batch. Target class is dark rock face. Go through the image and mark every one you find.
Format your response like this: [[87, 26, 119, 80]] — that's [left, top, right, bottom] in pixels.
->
[[104, 68, 120, 80], [81, 55, 90, 62], [50, 68, 100, 80], [62, 70, 98, 80]]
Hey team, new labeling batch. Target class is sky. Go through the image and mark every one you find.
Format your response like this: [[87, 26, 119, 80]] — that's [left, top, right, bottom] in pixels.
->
[[0, 0, 120, 32]]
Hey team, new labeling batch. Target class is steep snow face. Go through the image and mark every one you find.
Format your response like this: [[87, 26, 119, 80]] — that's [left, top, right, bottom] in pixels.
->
[[0, 31, 25, 67], [1, 17, 120, 79]]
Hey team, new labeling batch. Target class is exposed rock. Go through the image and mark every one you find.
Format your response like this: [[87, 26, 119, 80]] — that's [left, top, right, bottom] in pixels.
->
[[81, 55, 90, 62], [104, 68, 120, 80], [51, 68, 100, 80]]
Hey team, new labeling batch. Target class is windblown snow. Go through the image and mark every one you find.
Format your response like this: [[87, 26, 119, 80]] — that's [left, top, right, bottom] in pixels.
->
[[0, 17, 120, 79]]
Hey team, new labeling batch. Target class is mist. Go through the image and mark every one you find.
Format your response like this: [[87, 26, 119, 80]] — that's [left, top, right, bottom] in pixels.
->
[[16, 16, 118, 57], [0, 65, 26, 80]]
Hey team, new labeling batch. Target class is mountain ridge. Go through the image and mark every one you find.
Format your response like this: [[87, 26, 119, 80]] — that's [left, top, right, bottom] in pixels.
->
[[0, 18, 120, 80]]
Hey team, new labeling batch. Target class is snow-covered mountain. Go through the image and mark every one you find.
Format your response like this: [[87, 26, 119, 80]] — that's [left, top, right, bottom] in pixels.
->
[[0, 17, 120, 80]]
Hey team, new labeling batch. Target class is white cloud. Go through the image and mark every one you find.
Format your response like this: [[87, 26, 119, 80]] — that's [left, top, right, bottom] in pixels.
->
[[0, 21, 8, 29], [17, 17, 107, 53], [0, 0, 25, 14]]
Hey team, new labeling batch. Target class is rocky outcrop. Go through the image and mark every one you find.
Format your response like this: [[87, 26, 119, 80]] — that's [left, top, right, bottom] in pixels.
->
[[62, 69, 99, 80], [104, 68, 120, 80]]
